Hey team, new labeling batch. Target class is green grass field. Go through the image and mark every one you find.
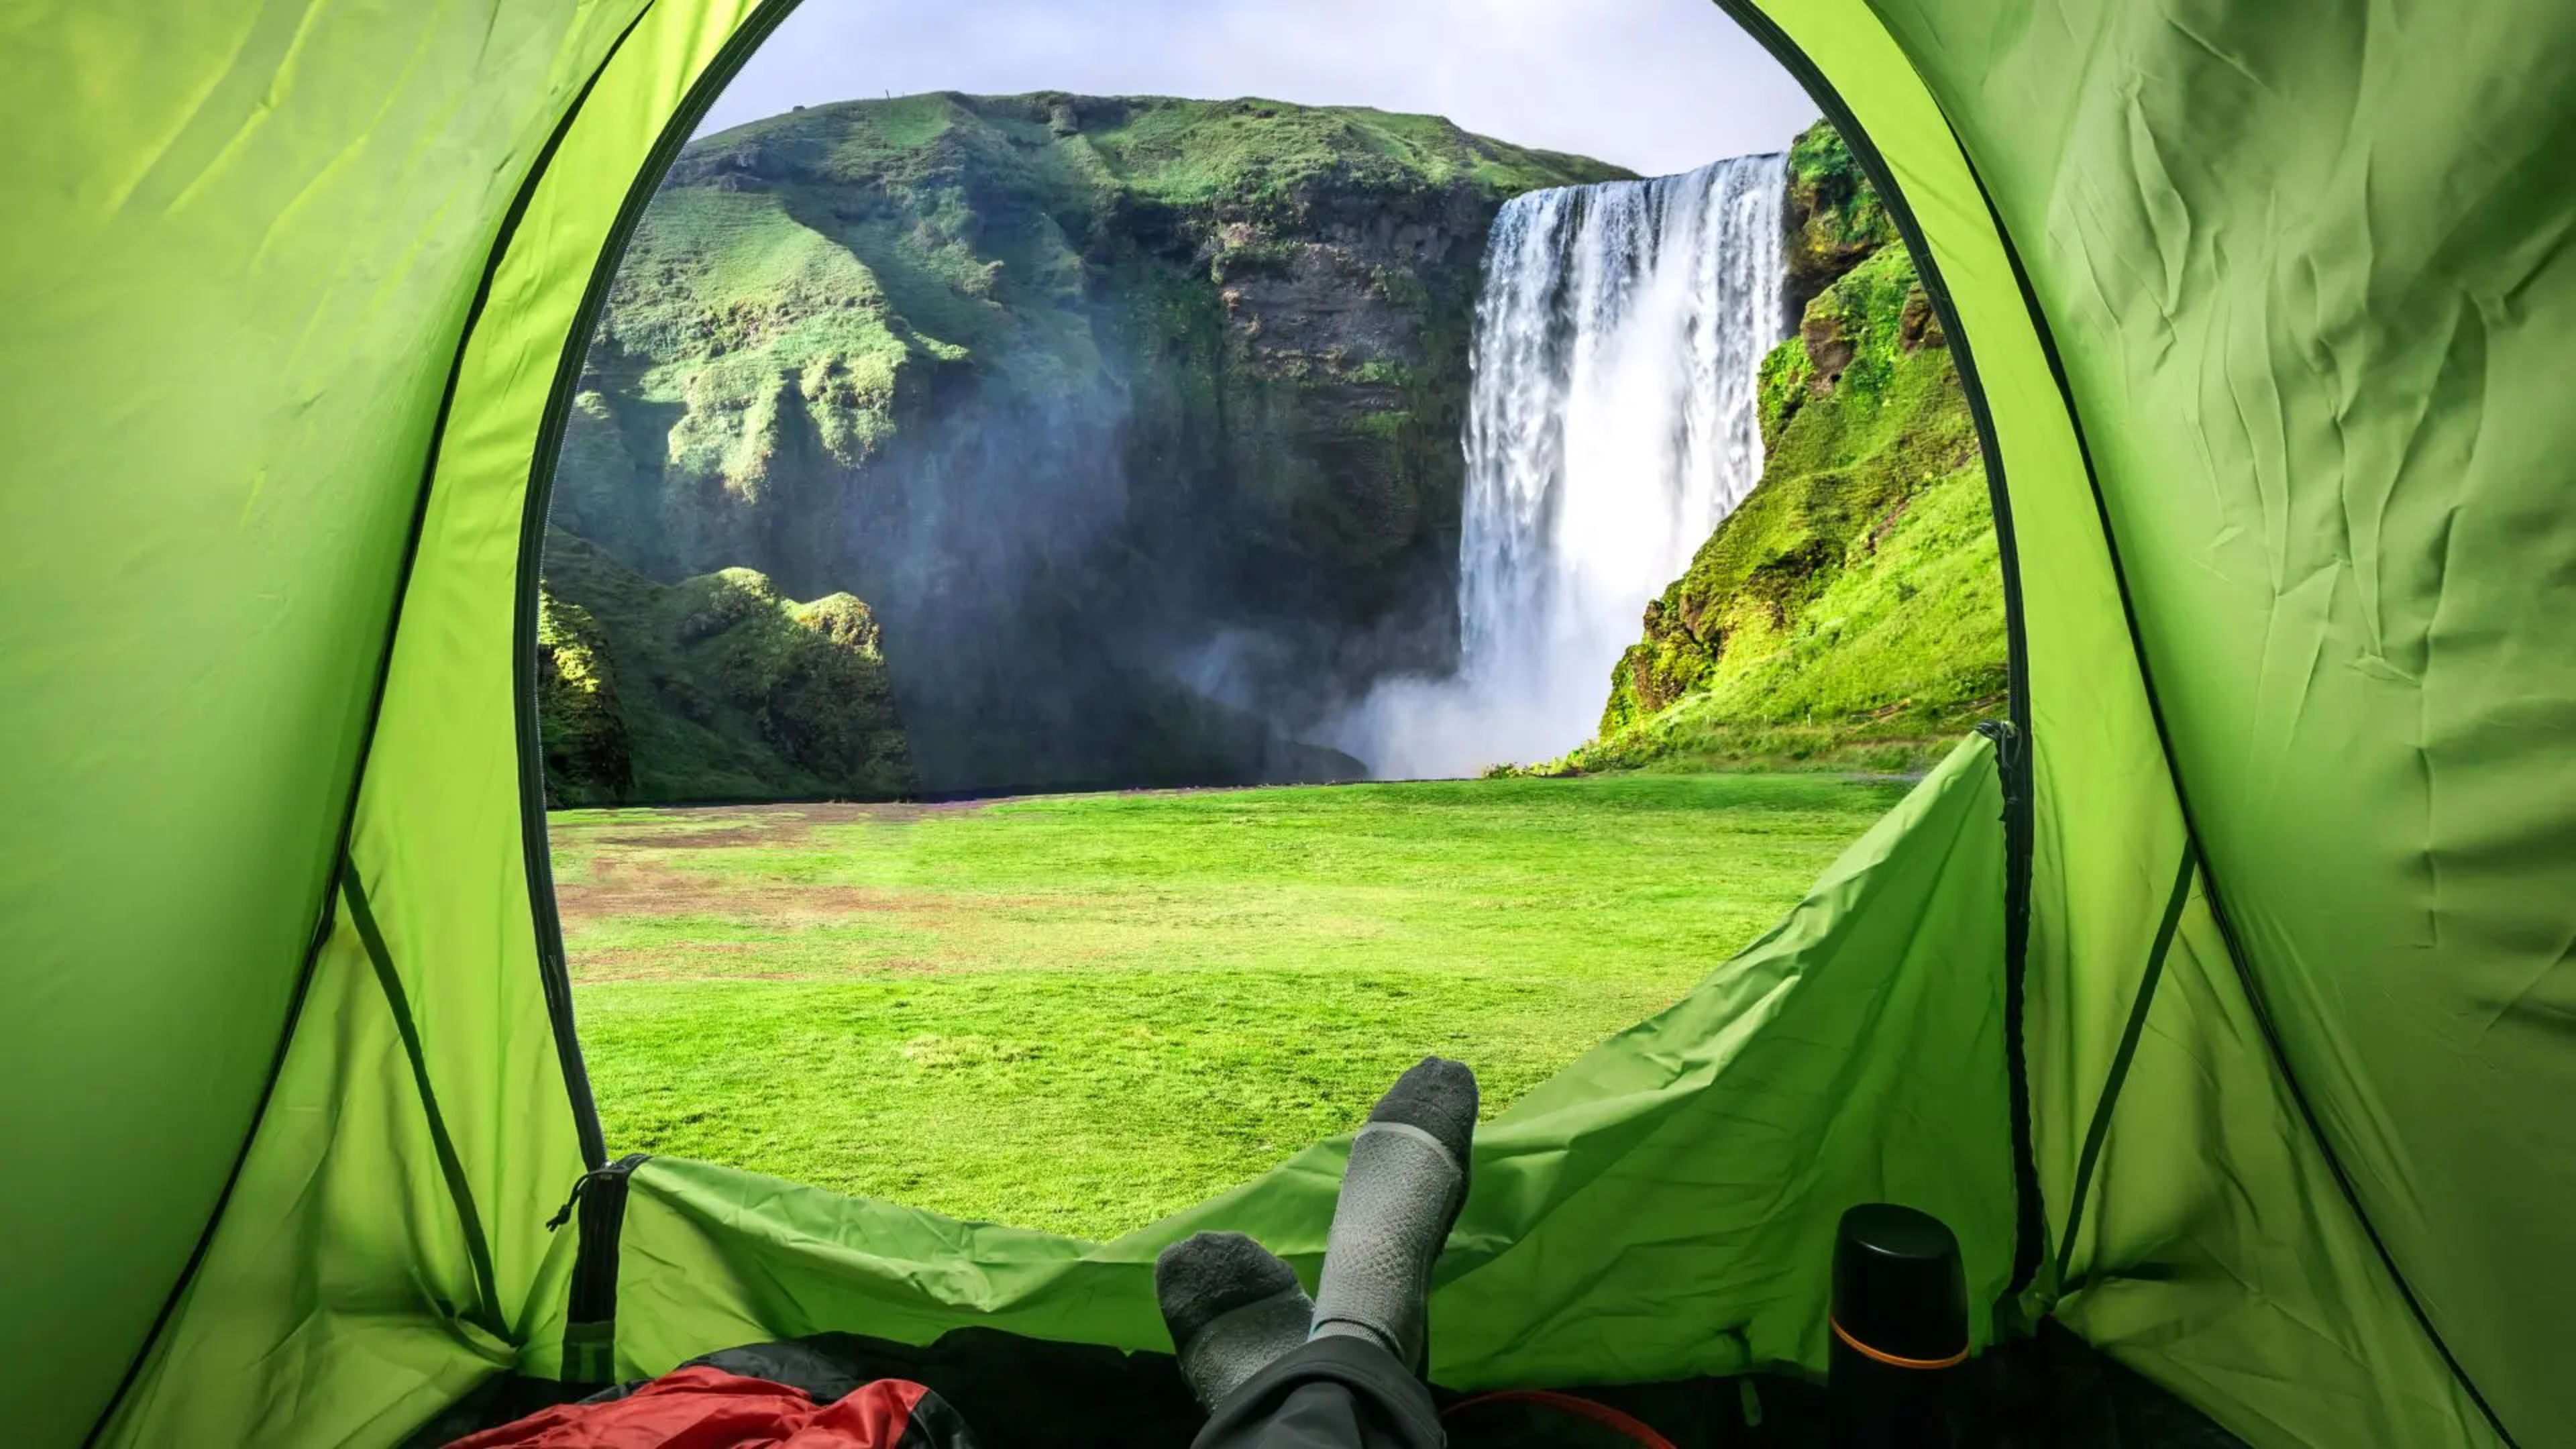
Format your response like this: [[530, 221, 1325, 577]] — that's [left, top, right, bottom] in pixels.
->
[[555, 772, 1906, 1241]]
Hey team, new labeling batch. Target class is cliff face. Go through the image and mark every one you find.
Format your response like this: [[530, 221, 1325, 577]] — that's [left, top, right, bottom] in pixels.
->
[[1568, 122, 2006, 775], [549, 92, 1625, 794]]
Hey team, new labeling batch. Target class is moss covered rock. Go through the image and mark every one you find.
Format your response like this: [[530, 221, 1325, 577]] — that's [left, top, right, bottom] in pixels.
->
[[543, 530, 913, 802], [535, 588, 633, 806], [1782, 117, 1900, 326]]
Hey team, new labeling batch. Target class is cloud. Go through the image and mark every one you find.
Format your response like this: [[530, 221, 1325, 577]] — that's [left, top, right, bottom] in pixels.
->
[[696, 0, 1819, 175]]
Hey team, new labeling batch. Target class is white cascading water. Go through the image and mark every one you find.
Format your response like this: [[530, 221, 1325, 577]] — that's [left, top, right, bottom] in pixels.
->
[[1335, 153, 1788, 778]]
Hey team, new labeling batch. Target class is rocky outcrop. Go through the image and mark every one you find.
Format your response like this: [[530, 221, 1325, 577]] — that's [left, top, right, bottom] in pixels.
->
[[543, 530, 913, 803], [1780, 117, 1899, 326], [549, 92, 1623, 794]]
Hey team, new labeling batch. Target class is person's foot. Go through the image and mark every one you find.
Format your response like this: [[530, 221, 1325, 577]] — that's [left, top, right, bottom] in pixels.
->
[[1309, 1056, 1478, 1371], [1156, 1230, 1314, 1409]]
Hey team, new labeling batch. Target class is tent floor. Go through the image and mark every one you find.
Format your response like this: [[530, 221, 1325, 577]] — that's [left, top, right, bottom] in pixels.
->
[[404, 1320, 2241, 1448]]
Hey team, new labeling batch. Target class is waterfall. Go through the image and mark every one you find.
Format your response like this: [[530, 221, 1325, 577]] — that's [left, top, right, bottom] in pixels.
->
[[1336, 153, 1788, 778]]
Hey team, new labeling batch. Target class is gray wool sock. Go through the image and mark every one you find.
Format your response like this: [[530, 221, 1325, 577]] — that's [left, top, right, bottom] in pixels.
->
[[1155, 1231, 1314, 1409], [1309, 1056, 1478, 1369]]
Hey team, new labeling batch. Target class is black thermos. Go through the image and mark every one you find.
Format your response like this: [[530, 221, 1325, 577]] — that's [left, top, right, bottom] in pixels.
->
[[1829, 1203, 1968, 1448]]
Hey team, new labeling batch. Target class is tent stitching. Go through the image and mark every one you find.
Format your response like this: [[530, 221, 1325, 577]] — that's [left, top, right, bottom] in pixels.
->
[[343, 871, 508, 1336], [2049, 844, 2195, 1294]]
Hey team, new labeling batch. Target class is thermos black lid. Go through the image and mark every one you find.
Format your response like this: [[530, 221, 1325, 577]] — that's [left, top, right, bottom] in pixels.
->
[[1831, 1203, 1968, 1366]]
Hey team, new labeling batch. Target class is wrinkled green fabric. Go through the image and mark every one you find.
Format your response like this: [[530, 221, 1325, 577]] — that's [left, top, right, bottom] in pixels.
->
[[1729, 1, 2542, 1443], [1831, 1, 2576, 1443], [96, 893, 528, 1448], [0, 3, 651, 1442], [2053, 892, 2498, 1444], [614, 734, 2008, 1389], [13, 2, 775, 1446]]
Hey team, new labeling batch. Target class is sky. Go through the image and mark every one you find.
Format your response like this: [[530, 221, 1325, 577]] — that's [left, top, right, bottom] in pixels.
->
[[696, 0, 1822, 177]]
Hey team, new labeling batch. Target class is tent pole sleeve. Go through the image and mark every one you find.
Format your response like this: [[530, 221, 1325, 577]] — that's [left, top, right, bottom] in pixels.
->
[[2049, 846, 2194, 1294], [343, 873, 506, 1336], [466, 0, 683, 1177]]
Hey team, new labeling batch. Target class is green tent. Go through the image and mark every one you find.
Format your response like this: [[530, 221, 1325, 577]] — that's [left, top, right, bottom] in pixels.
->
[[4, 1, 2568, 1445]]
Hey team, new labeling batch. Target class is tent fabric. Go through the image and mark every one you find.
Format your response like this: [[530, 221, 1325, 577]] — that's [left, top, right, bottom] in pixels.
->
[[1849, 8, 2576, 1446], [0, 4, 666, 1444], [1711, 8, 2518, 1441], [3, 1, 2570, 1447], [1803, 1, 2576, 1442], [83, 4, 786, 1448]]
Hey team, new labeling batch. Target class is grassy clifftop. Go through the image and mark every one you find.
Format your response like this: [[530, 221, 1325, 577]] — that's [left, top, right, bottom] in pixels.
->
[[708, 90, 1620, 220], [1552, 122, 2006, 776]]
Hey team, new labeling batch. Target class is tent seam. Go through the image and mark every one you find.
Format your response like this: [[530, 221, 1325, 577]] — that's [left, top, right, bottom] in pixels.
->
[[342, 871, 508, 1336], [2048, 843, 2195, 1295]]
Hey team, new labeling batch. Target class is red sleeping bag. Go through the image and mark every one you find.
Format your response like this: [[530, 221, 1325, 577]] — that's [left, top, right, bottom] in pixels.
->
[[445, 1365, 979, 1449]]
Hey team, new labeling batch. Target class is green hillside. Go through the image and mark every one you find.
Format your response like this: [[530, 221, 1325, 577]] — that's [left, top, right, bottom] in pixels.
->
[[1552, 122, 2007, 775], [549, 92, 1626, 796]]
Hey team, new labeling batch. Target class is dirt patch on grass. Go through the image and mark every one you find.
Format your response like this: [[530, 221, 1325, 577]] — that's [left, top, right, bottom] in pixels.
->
[[563, 800, 994, 851], [573, 948, 961, 983], [590, 828, 794, 849], [556, 861, 938, 922], [570, 930, 968, 982]]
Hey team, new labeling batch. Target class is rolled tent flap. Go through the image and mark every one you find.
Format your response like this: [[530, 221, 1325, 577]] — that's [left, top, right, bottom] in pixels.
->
[[610, 733, 2012, 1390]]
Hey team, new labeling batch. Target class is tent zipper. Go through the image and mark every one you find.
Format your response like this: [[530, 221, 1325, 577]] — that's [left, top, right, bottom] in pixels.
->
[[552, 1153, 653, 1385]]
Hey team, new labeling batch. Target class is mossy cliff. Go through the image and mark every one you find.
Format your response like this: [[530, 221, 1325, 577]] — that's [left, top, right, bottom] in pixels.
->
[[1780, 116, 1898, 323], [549, 92, 1623, 794], [538, 530, 913, 804], [1561, 121, 2006, 775]]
